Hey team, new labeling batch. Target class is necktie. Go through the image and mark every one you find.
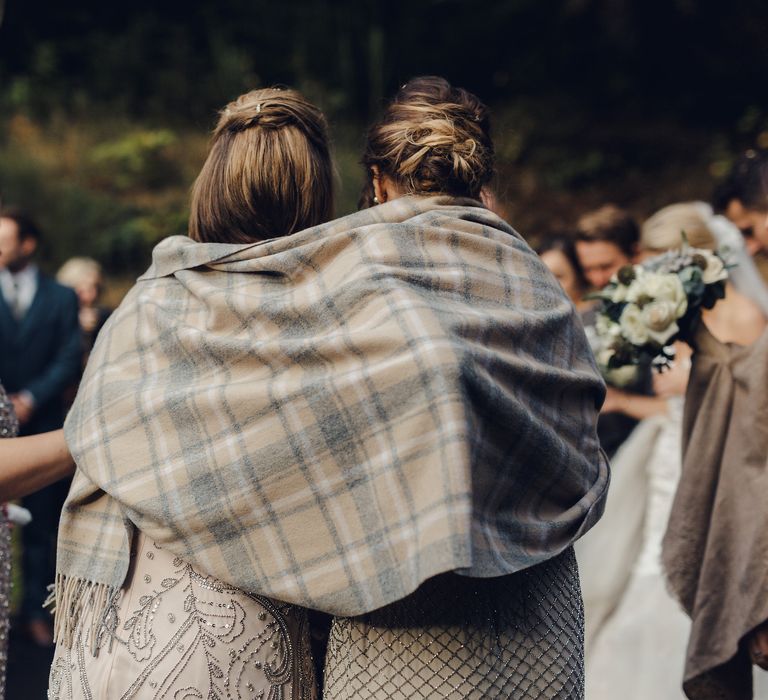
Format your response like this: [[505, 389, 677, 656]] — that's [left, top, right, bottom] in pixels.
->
[[9, 279, 24, 320]]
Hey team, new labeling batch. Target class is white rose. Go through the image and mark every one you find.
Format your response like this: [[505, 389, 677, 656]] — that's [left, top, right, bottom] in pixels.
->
[[641, 300, 677, 331], [610, 284, 630, 303], [698, 250, 728, 284], [629, 272, 688, 317], [624, 278, 644, 304], [619, 303, 649, 345], [608, 265, 646, 302], [596, 314, 622, 339], [597, 347, 616, 368], [641, 300, 680, 345]]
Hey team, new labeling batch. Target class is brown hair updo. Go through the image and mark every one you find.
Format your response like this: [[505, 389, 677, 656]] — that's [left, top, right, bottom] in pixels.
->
[[190, 88, 333, 244], [362, 76, 494, 202]]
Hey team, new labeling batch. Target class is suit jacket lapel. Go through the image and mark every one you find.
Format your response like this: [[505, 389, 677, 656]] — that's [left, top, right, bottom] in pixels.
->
[[0, 289, 19, 339], [17, 272, 48, 340]]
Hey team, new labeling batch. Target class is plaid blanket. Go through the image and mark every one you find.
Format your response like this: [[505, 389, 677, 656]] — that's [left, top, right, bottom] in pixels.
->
[[56, 196, 608, 649]]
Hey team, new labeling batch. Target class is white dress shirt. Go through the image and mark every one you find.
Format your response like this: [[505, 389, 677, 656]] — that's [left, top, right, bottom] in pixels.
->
[[0, 264, 38, 320]]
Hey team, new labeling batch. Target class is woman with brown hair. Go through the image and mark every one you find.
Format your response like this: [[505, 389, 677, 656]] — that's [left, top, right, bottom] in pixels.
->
[[536, 236, 592, 311], [45, 86, 332, 700]]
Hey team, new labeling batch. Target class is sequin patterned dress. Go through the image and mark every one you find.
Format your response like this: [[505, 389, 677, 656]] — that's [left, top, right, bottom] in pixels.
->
[[49, 532, 317, 700], [0, 384, 19, 700], [324, 546, 585, 699]]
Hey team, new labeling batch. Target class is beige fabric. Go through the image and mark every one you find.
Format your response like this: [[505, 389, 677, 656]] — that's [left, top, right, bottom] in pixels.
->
[[662, 325, 768, 699], [49, 532, 316, 699], [57, 196, 608, 646]]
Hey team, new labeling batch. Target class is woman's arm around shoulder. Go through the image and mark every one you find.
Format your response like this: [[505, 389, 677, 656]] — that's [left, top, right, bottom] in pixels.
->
[[0, 429, 75, 502]]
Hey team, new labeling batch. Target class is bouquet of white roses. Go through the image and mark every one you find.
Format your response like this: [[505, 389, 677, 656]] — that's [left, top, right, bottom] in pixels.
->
[[591, 245, 728, 370]]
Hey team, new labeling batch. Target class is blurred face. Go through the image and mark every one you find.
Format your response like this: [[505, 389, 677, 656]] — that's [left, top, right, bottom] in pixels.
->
[[0, 217, 36, 272], [575, 240, 631, 289], [725, 199, 768, 253], [74, 271, 102, 308], [540, 249, 582, 303]]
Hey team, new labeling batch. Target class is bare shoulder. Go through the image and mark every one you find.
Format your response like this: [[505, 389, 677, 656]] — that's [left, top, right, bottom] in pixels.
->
[[705, 287, 767, 345]]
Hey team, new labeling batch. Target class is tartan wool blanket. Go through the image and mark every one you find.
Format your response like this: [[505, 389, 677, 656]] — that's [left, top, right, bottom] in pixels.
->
[[56, 196, 609, 649]]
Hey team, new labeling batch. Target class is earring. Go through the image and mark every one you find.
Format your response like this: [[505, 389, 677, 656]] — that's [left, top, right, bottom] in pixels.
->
[[373, 196, 380, 204]]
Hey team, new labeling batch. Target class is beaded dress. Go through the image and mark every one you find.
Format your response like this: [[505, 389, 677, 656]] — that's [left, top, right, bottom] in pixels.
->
[[0, 384, 19, 700], [49, 532, 317, 700], [324, 547, 585, 699]]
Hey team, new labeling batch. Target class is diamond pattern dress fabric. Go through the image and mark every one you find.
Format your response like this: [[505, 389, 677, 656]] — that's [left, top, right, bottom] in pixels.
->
[[323, 547, 584, 699]]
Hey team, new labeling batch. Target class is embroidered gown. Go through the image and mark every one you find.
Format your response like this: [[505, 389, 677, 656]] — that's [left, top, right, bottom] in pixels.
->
[[48, 532, 317, 700]]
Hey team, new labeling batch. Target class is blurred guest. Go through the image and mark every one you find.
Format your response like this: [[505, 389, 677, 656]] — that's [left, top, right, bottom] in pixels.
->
[[584, 203, 765, 699], [575, 204, 639, 289], [0, 207, 81, 647], [537, 236, 592, 311], [713, 148, 768, 284], [692, 201, 768, 318], [56, 257, 110, 363], [574, 205, 667, 457]]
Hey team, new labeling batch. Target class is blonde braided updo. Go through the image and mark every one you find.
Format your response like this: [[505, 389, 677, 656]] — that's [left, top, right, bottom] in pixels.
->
[[362, 76, 494, 201]]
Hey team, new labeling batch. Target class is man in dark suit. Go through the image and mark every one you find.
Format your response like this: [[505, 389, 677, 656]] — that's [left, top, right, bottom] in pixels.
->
[[0, 207, 81, 646]]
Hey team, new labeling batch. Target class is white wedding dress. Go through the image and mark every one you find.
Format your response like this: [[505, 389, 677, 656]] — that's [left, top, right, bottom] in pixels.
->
[[579, 398, 768, 698], [582, 398, 690, 698]]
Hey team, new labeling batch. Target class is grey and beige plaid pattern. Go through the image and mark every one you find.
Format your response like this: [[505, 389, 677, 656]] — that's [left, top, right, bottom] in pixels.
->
[[59, 196, 608, 633]]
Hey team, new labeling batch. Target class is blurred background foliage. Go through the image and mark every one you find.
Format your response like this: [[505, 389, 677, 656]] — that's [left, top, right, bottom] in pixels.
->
[[1, 0, 768, 291]]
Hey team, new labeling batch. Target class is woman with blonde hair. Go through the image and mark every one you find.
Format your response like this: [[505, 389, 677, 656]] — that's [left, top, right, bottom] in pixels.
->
[[641, 203, 765, 344], [584, 202, 765, 699], [657, 202, 768, 698], [319, 76, 608, 699]]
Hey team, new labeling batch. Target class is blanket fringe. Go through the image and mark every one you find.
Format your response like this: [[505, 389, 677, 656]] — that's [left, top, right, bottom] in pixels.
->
[[45, 573, 118, 655]]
